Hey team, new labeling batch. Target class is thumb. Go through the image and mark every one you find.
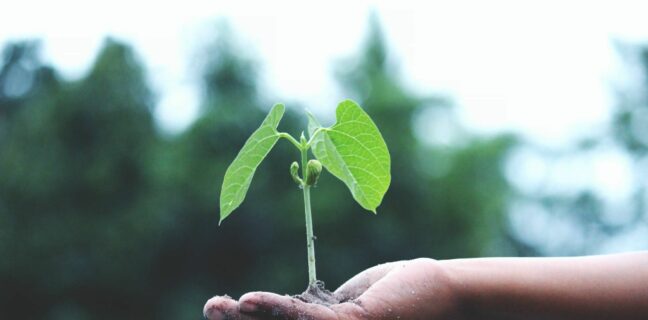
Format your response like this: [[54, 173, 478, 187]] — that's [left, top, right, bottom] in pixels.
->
[[334, 262, 399, 301]]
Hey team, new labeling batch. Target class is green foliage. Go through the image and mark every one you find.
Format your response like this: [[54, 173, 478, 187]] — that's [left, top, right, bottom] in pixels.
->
[[219, 103, 285, 222], [309, 100, 391, 212], [220, 99, 391, 221]]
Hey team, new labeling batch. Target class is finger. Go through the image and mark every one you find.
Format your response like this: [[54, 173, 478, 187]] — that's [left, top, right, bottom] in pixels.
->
[[329, 301, 372, 319], [203, 295, 258, 320], [334, 261, 400, 301], [239, 292, 337, 320]]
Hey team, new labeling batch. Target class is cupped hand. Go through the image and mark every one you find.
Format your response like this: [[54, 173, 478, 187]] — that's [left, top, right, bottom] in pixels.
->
[[203, 258, 463, 320]]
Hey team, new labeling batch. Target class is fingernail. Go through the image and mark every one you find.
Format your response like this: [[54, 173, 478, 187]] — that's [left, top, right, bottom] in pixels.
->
[[239, 300, 258, 313], [203, 298, 224, 320], [203, 308, 223, 320]]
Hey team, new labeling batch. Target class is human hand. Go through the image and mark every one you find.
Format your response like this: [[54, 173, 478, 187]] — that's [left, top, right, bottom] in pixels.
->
[[203, 258, 463, 320]]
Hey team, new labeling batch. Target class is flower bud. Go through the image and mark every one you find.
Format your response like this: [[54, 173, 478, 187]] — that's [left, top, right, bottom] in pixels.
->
[[305, 159, 322, 186], [290, 161, 302, 185]]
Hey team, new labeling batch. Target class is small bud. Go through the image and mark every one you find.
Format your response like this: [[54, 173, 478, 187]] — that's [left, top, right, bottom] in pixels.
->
[[305, 159, 322, 186], [300, 132, 307, 145], [290, 161, 303, 185]]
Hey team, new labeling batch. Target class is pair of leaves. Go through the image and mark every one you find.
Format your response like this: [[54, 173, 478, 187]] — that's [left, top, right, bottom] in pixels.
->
[[219, 100, 391, 223]]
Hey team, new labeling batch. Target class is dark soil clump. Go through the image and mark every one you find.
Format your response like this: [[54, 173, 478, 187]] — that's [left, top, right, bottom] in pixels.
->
[[294, 280, 341, 306]]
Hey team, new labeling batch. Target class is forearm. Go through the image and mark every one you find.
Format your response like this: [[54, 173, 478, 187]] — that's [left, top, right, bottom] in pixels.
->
[[441, 252, 648, 320]]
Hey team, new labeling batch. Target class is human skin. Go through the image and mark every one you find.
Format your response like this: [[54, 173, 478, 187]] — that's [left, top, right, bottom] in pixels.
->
[[203, 252, 648, 319]]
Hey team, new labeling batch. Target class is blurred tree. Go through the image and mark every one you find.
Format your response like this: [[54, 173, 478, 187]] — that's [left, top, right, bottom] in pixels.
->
[[0, 38, 162, 319], [612, 45, 648, 238], [589, 43, 647, 247], [614, 45, 648, 155], [201, 27, 259, 115], [0, 41, 59, 132], [505, 42, 648, 256]]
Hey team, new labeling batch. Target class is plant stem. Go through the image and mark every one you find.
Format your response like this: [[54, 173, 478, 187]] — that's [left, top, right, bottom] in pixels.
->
[[301, 147, 317, 286], [304, 127, 326, 149], [278, 132, 302, 149]]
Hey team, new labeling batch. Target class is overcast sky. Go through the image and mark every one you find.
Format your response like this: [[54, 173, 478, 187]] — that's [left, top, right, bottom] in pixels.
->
[[4, 0, 648, 144]]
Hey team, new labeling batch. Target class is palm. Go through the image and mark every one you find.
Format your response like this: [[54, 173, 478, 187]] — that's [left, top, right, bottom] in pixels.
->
[[204, 259, 459, 320]]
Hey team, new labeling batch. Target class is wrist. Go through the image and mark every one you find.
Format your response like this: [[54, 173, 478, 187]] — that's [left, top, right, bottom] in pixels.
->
[[411, 258, 471, 320], [439, 259, 478, 320]]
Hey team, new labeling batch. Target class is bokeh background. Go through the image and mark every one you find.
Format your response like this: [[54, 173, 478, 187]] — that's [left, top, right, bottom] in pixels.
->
[[1, 1, 647, 319]]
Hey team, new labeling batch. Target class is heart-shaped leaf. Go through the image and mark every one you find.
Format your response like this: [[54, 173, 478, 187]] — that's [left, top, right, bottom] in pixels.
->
[[219, 103, 285, 223], [309, 100, 390, 212]]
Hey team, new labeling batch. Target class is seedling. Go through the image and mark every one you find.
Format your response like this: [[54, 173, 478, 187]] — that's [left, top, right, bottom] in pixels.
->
[[219, 99, 390, 297]]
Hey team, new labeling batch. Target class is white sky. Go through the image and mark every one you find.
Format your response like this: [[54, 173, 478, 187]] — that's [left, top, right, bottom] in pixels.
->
[[3, 0, 648, 143]]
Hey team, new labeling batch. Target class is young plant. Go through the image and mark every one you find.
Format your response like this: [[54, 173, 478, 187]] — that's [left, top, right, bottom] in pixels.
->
[[219, 99, 391, 290]]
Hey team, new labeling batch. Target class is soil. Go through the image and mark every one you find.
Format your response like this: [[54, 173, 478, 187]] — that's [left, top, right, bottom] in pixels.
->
[[293, 280, 344, 306]]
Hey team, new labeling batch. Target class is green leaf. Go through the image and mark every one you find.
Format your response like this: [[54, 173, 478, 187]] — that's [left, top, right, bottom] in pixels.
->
[[307, 110, 320, 138], [309, 100, 391, 213], [219, 103, 285, 223]]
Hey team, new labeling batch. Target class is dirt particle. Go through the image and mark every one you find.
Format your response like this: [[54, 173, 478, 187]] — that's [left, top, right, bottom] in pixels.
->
[[293, 280, 340, 306]]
